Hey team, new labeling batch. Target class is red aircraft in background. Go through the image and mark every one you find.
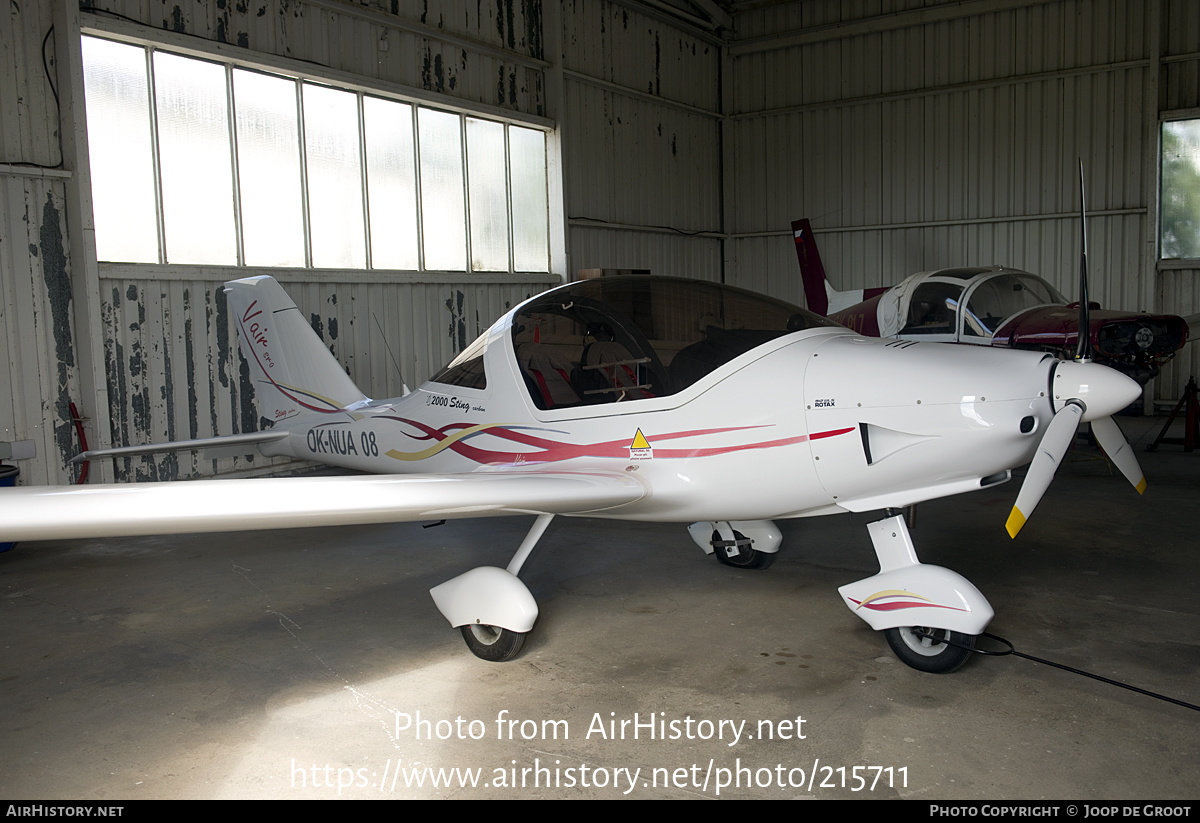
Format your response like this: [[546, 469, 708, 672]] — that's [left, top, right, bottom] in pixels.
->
[[792, 218, 1188, 384]]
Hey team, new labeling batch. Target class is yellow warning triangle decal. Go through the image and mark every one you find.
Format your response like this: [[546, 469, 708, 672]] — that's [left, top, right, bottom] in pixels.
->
[[630, 429, 651, 449]]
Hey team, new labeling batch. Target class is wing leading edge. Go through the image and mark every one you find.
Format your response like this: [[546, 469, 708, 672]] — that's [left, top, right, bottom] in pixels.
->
[[0, 471, 647, 542]]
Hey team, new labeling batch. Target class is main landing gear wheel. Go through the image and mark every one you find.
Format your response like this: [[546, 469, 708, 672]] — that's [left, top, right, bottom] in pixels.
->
[[460, 624, 527, 662], [884, 626, 975, 674], [711, 529, 775, 570]]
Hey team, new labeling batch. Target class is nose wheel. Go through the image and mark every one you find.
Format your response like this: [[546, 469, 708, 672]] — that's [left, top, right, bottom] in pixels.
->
[[884, 626, 975, 674], [460, 624, 527, 662]]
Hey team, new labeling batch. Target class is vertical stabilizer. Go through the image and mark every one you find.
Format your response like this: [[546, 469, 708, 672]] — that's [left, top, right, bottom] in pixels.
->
[[224, 276, 369, 422], [792, 218, 830, 315]]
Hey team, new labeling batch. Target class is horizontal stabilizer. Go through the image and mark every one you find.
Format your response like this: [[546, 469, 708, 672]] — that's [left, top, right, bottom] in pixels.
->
[[0, 471, 646, 542], [72, 430, 290, 464]]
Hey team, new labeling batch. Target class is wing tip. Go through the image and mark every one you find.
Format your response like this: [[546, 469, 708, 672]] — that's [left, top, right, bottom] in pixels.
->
[[1135, 477, 1147, 495]]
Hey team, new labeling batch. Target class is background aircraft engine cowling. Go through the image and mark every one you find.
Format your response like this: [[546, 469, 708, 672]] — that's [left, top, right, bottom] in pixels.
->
[[802, 336, 1054, 512]]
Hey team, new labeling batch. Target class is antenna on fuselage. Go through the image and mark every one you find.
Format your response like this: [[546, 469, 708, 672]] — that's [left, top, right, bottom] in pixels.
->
[[373, 310, 411, 396]]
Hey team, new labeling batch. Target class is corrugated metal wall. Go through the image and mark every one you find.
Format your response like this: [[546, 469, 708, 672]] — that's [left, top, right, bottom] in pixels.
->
[[728, 0, 1153, 301], [561, 0, 724, 281], [727, 0, 1200, 406]]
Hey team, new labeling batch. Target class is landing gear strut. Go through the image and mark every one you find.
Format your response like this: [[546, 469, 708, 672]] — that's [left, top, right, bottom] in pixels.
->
[[838, 514, 990, 673], [430, 513, 553, 662]]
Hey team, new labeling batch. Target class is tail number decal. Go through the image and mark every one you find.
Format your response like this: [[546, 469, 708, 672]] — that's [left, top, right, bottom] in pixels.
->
[[307, 428, 379, 457]]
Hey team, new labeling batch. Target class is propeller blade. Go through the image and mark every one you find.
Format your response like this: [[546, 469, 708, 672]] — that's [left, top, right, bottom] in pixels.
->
[[1091, 415, 1147, 494], [1006, 401, 1083, 538], [1076, 159, 1092, 362]]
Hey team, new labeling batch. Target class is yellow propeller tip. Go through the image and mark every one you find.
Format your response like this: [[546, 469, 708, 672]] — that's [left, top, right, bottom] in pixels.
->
[[1135, 477, 1147, 495], [1005, 507, 1027, 539]]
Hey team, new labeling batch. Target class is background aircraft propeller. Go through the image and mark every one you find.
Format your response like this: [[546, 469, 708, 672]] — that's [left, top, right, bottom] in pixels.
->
[[1006, 164, 1146, 538]]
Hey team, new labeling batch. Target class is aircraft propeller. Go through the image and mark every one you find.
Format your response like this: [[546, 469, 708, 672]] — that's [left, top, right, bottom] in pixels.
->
[[1076, 159, 1092, 363], [1005, 164, 1147, 538]]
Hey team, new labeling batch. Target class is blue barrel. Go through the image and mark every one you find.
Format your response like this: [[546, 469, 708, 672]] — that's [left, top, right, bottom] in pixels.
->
[[0, 464, 18, 552]]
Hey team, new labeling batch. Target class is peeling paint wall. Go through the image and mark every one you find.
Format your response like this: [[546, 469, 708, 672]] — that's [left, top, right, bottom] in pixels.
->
[[0, 178, 83, 485], [0, 0, 86, 485], [96, 269, 540, 480], [87, 0, 547, 114]]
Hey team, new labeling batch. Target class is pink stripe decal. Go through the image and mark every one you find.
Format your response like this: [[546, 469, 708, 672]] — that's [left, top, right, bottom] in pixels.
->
[[378, 419, 855, 465], [846, 597, 968, 614]]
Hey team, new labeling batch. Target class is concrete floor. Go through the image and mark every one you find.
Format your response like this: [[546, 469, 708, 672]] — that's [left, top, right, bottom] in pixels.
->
[[1, 415, 1198, 800]]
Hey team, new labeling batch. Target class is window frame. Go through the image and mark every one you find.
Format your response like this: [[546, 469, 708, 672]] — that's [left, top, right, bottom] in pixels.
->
[[1160, 115, 1200, 263], [79, 22, 562, 279]]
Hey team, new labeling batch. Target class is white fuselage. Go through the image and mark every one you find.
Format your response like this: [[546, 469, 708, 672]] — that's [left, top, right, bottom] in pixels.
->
[[262, 324, 1056, 524]]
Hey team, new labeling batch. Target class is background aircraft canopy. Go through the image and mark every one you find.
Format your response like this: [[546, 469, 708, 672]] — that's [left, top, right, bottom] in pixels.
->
[[960, 272, 1066, 338], [879, 267, 1065, 339]]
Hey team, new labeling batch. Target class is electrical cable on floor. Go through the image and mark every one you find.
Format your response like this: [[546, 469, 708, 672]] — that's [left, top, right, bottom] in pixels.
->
[[914, 628, 1200, 712]]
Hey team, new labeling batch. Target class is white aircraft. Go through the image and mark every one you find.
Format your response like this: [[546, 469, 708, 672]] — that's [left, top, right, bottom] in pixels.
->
[[0, 273, 1146, 673]]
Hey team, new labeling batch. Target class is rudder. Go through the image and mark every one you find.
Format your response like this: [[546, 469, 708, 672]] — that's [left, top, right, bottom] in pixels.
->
[[792, 218, 830, 316]]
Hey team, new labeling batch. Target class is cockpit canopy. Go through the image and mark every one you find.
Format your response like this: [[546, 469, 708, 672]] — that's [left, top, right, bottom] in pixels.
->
[[492, 276, 837, 410]]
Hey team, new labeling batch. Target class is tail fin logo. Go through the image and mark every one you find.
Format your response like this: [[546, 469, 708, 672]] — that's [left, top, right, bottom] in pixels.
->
[[240, 300, 275, 370]]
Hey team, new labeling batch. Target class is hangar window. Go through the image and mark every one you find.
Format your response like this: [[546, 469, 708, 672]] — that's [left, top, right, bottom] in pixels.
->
[[80, 34, 550, 274], [1161, 119, 1200, 260]]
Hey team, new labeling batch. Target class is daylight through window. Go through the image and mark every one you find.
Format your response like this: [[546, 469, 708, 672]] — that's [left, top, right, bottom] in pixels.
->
[[1162, 119, 1200, 260], [81, 34, 551, 273]]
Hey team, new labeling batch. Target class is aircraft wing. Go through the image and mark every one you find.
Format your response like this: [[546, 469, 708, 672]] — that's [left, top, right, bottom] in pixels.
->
[[0, 471, 647, 542]]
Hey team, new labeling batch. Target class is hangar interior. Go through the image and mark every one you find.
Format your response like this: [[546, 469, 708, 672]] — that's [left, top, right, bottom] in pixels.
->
[[1, 0, 1199, 800], [4, 0, 1200, 485]]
